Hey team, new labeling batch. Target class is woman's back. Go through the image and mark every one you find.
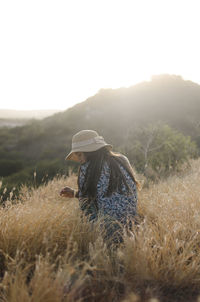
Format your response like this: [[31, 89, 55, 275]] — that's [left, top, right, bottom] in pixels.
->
[[78, 154, 137, 224]]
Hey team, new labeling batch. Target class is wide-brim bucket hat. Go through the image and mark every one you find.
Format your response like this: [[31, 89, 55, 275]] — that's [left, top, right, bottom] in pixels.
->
[[65, 130, 112, 161]]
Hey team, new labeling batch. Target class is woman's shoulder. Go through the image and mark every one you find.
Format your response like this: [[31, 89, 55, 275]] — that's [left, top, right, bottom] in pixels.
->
[[112, 152, 131, 166], [118, 153, 130, 163], [113, 153, 135, 176]]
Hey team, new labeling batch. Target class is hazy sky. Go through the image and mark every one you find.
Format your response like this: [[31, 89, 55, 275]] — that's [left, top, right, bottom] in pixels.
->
[[0, 0, 200, 110]]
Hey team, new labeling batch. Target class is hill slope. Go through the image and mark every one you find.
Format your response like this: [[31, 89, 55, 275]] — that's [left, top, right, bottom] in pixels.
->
[[1, 74, 200, 192], [3, 75, 200, 154]]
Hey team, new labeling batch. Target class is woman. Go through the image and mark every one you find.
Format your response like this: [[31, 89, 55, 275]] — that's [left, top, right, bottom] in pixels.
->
[[60, 130, 138, 246]]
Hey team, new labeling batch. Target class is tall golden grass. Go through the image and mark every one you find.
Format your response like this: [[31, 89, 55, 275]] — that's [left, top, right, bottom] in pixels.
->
[[1, 160, 200, 301]]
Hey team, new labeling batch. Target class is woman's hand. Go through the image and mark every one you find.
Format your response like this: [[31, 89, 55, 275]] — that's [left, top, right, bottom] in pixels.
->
[[60, 186, 75, 198]]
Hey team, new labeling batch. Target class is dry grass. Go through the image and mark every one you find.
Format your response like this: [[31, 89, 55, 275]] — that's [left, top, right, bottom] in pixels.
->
[[1, 160, 200, 301]]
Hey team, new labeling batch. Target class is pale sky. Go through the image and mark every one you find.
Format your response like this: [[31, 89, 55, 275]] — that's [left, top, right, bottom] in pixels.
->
[[0, 0, 200, 110]]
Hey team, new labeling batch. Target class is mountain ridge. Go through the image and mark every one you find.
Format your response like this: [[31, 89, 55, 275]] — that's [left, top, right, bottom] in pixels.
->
[[40, 74, 200, 139]]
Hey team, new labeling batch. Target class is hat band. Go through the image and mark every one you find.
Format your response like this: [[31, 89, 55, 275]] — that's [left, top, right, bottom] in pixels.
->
[[72, 136, 105, 148]]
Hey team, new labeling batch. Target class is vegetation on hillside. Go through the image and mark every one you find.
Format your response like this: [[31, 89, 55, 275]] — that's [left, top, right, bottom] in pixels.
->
[[1, 75, 200, 200], [0, 159, 200, 301], [119, 123, 197, 180]]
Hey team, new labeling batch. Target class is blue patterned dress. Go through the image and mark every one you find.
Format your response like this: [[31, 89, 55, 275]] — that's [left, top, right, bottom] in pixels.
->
[[78, 155, 138, 244]]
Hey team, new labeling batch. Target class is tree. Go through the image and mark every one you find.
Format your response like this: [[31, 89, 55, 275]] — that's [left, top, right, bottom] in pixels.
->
[[120, 124, 197, 179]]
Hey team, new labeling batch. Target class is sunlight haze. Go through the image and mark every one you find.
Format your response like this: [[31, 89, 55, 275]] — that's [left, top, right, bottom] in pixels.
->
[[0, 0, 199, 110]]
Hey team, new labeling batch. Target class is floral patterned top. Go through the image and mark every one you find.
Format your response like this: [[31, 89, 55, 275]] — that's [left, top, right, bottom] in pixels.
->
[[78, 155, 137, 225]]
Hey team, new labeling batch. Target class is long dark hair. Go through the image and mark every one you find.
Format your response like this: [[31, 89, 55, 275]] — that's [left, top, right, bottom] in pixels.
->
[[78, 147, 138, 199]]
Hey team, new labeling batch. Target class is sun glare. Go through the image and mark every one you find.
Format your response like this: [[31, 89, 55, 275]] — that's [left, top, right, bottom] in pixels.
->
[[0, 0, 199, 110]]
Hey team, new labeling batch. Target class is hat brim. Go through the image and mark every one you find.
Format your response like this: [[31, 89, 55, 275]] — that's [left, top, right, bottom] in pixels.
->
[[65, 144, 112, 162]]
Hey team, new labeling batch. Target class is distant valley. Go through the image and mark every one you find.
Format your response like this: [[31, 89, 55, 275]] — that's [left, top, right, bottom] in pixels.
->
[[0, 109, 62, 120], [0, 118, 28, 128], [0, 109, 62, 128]]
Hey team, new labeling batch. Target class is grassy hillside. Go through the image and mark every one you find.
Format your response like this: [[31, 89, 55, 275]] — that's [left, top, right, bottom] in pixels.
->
[[1, 74, 200, 198], [0, 159, 200, 301]]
